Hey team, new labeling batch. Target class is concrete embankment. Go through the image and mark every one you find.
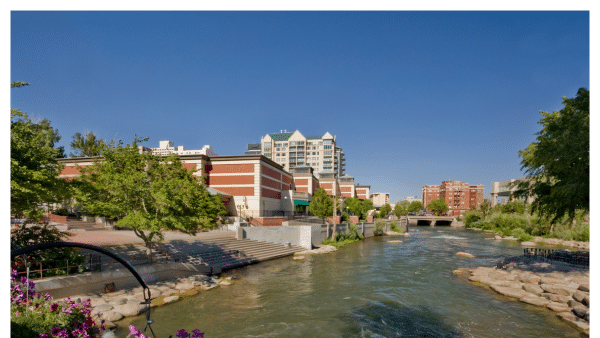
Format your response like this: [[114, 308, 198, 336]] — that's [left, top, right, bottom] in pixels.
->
[[454, 256, 589, 335]]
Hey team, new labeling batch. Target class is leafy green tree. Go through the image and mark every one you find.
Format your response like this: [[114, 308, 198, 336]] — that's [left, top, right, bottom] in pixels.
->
[[70, 131, 105, 157], [514, 88, 589, 224], [408, 201, 424, 213], [11, 83, 70, 221], [309, 188, 334, 224], [345, 197, 363, 217], [394, 200, 410, 217], [479, 199, 492, 219], [362, 199, 374, 218], [427, 198, 449, 216], [74, 138, 226, 262], [380, 203, 392, 217]]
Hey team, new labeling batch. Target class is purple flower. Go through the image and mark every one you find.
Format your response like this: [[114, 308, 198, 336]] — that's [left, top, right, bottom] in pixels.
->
[[61, 307, 73, 314], [191, 329, 205, 338], [14, 311, 21, 316], [129, 325, 141, 337], [39, 334, 49, 338], [51, 327, 61, 336], [49, 303, 59, 312], [44, 293, 52, 300], [176, 329, 190, 338]]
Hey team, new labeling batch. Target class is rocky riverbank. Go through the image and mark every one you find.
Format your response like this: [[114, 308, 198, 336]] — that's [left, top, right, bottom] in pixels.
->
[[63, 274, 235, 329], [454, 255, 589, 335]]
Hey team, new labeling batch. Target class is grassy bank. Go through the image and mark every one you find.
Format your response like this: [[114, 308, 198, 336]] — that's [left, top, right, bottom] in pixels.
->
[[322, 222, 364, 247]]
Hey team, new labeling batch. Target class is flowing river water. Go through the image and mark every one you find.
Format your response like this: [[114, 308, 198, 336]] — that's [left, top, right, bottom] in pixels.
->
[[114, 227, 582, 337]]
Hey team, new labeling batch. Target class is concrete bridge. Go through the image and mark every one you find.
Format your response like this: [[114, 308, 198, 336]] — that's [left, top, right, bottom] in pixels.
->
[[406, 216, 454, 226]]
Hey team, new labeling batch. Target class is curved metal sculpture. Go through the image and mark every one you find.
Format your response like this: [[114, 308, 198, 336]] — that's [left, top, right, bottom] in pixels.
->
[[11, 241, 157, 337]]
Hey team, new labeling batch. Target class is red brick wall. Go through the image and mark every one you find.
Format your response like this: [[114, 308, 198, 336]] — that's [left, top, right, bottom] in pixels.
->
[[340, 187, 352, 192], [60, 166, 85, 176], [207, 175, 254, 185], [296, 187, 309, 193], [295, 178, 309, 186], [261, 176, 281, 190], [327, 216, 341, 224], [349, 215, 359, 223], [282, 175, 292, 185], [366, 216, 373, 222], [261, 165, 281, 181], [341, 192, 353, 197], [320, 183, 333, 189], [262, 188, 281, 199], [183, 163, 197, 171], [282, 184, 290, 190], [250, 217, 288, 226], [213, 187, 254, 196], [205, 164, 254, 174]]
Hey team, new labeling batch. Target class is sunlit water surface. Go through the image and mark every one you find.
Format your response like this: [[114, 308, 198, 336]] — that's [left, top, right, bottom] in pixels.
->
[[114, 227, 581, 338]]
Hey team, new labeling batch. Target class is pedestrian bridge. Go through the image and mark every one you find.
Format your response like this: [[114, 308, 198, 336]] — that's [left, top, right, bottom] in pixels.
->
[[406, 216, 454, 226]]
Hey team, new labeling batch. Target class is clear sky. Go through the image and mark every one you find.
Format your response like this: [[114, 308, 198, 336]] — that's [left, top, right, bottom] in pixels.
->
[[10, 11, 589, 203]]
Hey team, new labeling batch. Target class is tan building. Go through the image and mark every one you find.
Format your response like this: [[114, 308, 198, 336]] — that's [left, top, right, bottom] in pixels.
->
[[370, 192, 390, 207], [339, 176, 356, 198], [259, 130, 345, 177], [356, 185, 370, 200]]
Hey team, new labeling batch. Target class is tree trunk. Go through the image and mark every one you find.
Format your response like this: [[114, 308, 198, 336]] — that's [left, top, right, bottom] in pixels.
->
[[146, 242, 153, 264], [332, 196, 337, 240]]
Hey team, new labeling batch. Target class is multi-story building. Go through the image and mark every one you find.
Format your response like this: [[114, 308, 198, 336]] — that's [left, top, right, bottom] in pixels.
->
[[318, 170, 341, 196], [244, 143, 261, 155], [150, 140, 218, 157], [259, 130, 345, 176], [491, 177, 535, 207], [422, 181, 484, 217], [355, 185, 370, 200], [339, 175, 356, 198], [370, 193, 390, 207], [402, 196, 421, 204]]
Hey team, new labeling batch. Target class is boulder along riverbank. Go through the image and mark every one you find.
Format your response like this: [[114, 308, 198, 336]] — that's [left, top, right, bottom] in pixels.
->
[[454, 255, 589, 336]]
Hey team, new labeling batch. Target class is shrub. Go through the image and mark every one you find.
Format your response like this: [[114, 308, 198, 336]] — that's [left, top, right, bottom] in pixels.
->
[[463, 211, 481, 227], [552, 221, 589, 242], [342, 212, 348, 222], [390, 220, 403, 233], [11, 226, 86, 278], [374, 219, 385, 236], [511, 228, 533, 242]]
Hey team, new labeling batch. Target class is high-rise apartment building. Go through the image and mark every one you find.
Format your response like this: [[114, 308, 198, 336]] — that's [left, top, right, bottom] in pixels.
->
[[422, 181, 484, 217], [259, 130, 346, 177]]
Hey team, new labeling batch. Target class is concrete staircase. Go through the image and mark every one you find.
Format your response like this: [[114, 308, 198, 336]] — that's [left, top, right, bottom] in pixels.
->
[[65, 218, 107, 231], [93, 234, 305, 273]]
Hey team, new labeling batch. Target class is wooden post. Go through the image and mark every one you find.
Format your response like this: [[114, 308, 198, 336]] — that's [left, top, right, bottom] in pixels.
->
[[40, 263, 43, 279], [66, 260, 69, 275]]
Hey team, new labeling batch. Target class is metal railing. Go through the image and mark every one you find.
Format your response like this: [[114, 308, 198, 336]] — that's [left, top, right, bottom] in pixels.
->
[[14, 254, 103, 280], [523, 248, 589, 267]]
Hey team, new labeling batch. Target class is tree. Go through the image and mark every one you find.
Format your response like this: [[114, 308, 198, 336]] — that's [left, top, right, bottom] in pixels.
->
[[11, 82, 70, 221], [380, 203, 392, 217], [309, 188, 333, 223], [74, 138, 226, 262], [394, 200, 410, 217], [502, 201, 526, 214], [345, 197, 363, 217], [427, 198, 448, 216], [408, 201, 424, 213], [70, 132, 105, 157], [514, 88, 589, 224], [479, 199, 492, 219], [362, 199, 374, 218]]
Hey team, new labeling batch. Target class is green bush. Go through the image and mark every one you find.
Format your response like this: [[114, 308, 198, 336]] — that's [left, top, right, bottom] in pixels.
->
[[342, 212, 349, 222], [552, 221, 589, 242], [390, 220, 403, 233], [463, 211, 481, 227], [322, 223, 363, 247], [511, 228, 533, 242], [374, 219, 385, 236], [53, 208, 70, 216]]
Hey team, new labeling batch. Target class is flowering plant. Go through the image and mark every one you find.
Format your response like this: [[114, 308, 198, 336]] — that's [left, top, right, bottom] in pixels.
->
[[128, 325, 204, 338], [10, 269, 104, 338]]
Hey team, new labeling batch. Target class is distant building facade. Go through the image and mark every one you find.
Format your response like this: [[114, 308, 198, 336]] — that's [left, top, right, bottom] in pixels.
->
[[422, 181, 484, 217], [402, 196, 421, 204], [150, 140, 218, 157], [370, 192, 390, 207], [258, 130, 345, 177], [491, 177, 535, 207], [356, 185, 370, 200]]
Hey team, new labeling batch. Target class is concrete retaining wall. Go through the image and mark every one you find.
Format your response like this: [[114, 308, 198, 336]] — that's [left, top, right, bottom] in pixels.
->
[[35, 262, 212, 299]]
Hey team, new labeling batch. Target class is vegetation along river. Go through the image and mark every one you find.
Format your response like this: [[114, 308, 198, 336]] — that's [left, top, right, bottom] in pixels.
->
[[114, 227, 581, 337]]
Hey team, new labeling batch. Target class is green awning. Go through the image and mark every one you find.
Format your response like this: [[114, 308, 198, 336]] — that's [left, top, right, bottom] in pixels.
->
[[294, 200, 310, 206]]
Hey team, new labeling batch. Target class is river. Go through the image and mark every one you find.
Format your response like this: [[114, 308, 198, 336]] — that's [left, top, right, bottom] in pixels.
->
[[114, 227, 581, 337]]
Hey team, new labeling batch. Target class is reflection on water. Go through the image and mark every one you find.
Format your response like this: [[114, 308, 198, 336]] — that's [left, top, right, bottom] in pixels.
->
[[114, 228, 581, 338]]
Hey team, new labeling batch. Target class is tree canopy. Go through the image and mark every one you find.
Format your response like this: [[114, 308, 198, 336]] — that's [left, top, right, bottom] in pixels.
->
[[345, 197, 363, 216], [427, 198, 448, 216], [70, 132, 105, 157], [478, 199, 492, 219], [309, 188, 333, 222], [380, 203, 392, 216], [74, 138, 226, 262], [408, 201, 424, 213], [11, 83, 70, 220], [514, 88, 589, 222]]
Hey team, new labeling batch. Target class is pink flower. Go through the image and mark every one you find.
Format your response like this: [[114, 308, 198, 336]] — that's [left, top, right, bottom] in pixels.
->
[[176, 329, 190, 338], [14, 311, 21, 316], [191, 329, 205, 338]]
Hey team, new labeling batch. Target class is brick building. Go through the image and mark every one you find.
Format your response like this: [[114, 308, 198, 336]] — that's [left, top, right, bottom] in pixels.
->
[[422, 180, 484, 217], [57, 154, 295, 221], [355, 185, 370, 200]]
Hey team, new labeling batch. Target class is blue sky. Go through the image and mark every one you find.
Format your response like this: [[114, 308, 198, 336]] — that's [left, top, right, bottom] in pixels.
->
[[10, 11, 589, 203]]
